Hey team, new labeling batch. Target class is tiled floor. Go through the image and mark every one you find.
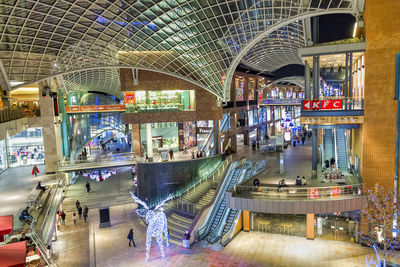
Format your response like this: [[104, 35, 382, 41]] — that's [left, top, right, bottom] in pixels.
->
[[0, 164, 51, 217], [52, 203, 392, 267]]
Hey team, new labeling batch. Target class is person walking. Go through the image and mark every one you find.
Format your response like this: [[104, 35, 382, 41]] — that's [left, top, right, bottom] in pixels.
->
[[127, 229, 136, 247], [75, 200, 80, 209], [77, 205, 83, 219], [182, 230, 190, 248], [72, 212, 77, 225], [85, 181, 91, 193], [61, 211, 66, 226], [191, 151, 195, 159], [169, 148, 173, 160], [83, 206, 89, 223], [32, 165, 39, 177]]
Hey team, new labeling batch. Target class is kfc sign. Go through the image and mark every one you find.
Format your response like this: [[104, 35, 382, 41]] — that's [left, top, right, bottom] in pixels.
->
[[303, 100, 311, 111], [332, 99, 343, 110], [302, 99, 343, 111], [312, 100, 321, 110], [321, 100, 331, 110]]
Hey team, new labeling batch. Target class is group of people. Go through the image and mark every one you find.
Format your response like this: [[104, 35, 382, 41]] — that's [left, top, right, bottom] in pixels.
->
[[191, 150, 204, 159], [295, 176, 307, 186], [74, 200, 89, 224], [324, 157, 336, 169], [19, 207, 35, 225], [292, 135, 306, 147]]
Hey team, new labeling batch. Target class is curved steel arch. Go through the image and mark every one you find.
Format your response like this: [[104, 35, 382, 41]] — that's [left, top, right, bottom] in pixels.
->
[[223, 8, 357, 100], [263, 76, 305, 90], [0, 0, 358, 101]]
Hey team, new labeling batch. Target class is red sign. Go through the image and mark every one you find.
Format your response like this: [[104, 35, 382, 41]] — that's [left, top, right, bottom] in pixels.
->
[[312, 100, 321, 110], [332, 99, 343, 110], [65, 105, 126, 113], [321, 100, 332, 110], [302, 100, 311, 110], [124, 92, 136, 104]]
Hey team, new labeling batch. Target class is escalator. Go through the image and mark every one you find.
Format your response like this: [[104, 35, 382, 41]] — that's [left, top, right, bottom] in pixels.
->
[[323, 129, 335, 165], [206, 161, 253, 243], [335, 128, 350, 172], [200, 113, 230, 156]]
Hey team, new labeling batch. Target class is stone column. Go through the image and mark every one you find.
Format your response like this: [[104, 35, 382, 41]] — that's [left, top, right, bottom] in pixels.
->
[[39, 81, 59, 174], [312, 56, 320, 99], [230, 77, 236, 106], [145, 123, 153, 161], [305, 60, 311, 99], [131, 123, 141, 156], [311, 127, 318, 177], [243, 130, 250, 146], [213, 119, 221, 154]]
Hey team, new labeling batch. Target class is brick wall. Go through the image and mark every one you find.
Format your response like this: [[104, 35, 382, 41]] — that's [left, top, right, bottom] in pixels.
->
[[363, 0, 400, 189], [120, 69, 222, 123]]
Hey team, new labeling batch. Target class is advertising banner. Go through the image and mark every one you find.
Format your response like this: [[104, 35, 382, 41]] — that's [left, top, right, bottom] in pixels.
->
[[124, 92, 136, 104]]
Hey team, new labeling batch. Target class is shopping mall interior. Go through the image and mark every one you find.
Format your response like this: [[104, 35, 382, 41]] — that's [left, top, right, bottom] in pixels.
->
[[0, 1, 399, 266]]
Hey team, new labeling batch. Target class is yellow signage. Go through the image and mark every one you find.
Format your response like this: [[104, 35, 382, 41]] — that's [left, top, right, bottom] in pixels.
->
[[124, 92, 136, 104], [300, 116, 364, 125]]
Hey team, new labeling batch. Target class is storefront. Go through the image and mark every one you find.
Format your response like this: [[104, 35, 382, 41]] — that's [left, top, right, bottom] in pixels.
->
[[124, 90, 195, 113], [6, 128, 45, 168], [196, 120, 213, 151]]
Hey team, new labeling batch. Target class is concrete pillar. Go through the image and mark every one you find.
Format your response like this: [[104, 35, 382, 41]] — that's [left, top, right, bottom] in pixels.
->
[[243, 210, 250, 231], [39, 82, 60, 174], [243, 77, 249, 102], [230, 134, 237, 153], [131, 123, 141, 156], [145, 123, 153, 161], [312, 127, 318, 177], [306, 214, 315, 240], [312, 56, 320, 99], [305, 60, 311, 99], [230, 77, 236, 106], [243, 130, 250, 146], [213, 119, 221, 154]]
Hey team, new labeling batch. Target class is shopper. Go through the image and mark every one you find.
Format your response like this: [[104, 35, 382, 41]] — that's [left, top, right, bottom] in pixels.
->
[[77, 205, 83, 219], [302, 176, 307, 185], [330, 157, 335, 168], [191, 151, 195, 159], [199, 151, 203, 158], [75, 200, 80, 209], [169, 148, 173, 160], [83, 206, 89, 223], [196, 151, 200, 158], [36, 181, 46, 193], [73, 212, 77, 225], [296, 136, 300, 144], [61, 211, 66, 226], [182, 230, 190, 248], [325, 159, 330, 169], [127, 228, 136, 247], [85, 181, 91, 193], [302, 136, 306, 145], [32, 165, 39, 177]]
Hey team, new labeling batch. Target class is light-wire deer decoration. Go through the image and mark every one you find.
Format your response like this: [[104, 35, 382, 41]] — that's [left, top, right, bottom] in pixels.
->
[[130, 192, 172, 261]]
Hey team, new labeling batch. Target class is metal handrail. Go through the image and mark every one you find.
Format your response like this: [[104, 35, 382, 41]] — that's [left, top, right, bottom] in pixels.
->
[[206, 161, 252, 243], [231, 183, 363, 200], [30, 232, 57, 267], [196, 160, 240, 240]]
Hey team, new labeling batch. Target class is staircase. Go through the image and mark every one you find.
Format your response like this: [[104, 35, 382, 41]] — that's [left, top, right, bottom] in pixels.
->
[[165, 168, 225, 245], [336, 128, 349, 171], [323, 129, 335, 162]]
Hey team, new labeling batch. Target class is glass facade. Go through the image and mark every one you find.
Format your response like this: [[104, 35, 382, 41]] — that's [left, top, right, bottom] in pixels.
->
[[125, 90, 195, 113], [140, 122, 179, 152], [7, 128, 44, 168]]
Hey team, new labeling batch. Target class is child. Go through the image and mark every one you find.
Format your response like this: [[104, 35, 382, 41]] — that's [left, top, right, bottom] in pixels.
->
[[73, 212, 77, 225]]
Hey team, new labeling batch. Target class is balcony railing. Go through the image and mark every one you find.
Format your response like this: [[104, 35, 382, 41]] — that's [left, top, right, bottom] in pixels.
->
[[262, 98, 303, 105], [0, 108, 25, 123], [231, 183, 363, 200]]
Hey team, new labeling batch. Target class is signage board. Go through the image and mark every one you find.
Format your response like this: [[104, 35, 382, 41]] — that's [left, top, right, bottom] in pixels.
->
[[124, 92, 136, 104], [302, 100, 311, 110], [302, 99, 344, 111], [197, 127, 213, 134], [321, 100, 332, 110], [65, 105, 126, 113]]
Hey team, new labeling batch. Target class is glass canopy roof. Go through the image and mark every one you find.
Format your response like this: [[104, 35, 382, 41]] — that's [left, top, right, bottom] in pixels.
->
[[0, 0, 357, 100]]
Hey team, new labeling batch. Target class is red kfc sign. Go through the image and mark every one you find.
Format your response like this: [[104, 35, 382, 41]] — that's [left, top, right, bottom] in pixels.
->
[[302, 100, 311, 111], [332, 99, 343, 110], [312, 100, 321, 110], [321, 100, 332, 110]]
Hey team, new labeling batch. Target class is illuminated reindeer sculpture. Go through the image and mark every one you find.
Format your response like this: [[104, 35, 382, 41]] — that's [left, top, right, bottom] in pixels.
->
[[130, 192, 172, 261]]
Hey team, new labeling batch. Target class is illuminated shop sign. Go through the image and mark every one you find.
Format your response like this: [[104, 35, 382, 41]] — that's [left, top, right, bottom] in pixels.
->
[[124, 92, 136, 104], [197, 127, 213, 134], [302, 99, 342, 111], [65, 105, 125, 113]]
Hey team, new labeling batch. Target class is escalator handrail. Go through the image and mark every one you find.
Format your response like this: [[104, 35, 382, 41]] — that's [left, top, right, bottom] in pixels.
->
[[321, 129, 325, 170], [196, 160, 240, 240], [220, 161, 266, 246], [198, 162, 239, 239], [206, 161, 252, 242]]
